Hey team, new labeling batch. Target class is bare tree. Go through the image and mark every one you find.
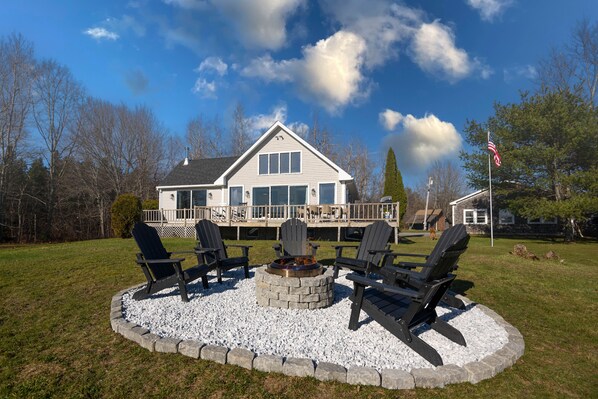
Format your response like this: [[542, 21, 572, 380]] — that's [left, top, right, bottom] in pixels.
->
[[308, 112, 337, 163], [230, 102, 252, 156], [537, 19, 598, 107], [186, 114, 226, 158], [31, 59, 84, 239], [417, 160, 467, 223], [0, 34, 35, 240], [337, 138, 380, 202]]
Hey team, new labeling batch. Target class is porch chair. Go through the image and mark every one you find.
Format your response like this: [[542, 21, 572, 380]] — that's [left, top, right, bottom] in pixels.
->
[[380, 224, 469, 309], [273, 218, 319, 258], [333, 220, 392, 279], [347, 232, 469, 366], [194, 219, 251, 283], [131, 222, 212, 302]]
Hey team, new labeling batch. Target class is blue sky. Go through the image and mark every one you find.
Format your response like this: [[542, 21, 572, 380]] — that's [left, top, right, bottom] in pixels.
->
[[1, 0, 596, 187]]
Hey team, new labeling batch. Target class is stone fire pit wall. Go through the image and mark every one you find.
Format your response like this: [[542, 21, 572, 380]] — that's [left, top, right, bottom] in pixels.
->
[[255, 266, 334, 310]]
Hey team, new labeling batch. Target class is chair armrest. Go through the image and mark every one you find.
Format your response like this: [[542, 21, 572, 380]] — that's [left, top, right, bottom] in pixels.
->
[[397, 261, 426, 270], [391, 252, 428, 258], [381, 264, 421, 283], [309, 243, 320, 249], [169, 250, 197, 255], [136, 257, 185, 264], [272, 243, 282, 258], [347, 274, 423, 299]]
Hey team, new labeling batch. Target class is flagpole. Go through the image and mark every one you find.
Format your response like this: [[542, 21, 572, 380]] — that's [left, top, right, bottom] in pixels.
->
[[487, 130, 494, 247]]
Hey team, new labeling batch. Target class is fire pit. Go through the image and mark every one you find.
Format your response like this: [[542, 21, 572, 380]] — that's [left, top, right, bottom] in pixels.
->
[[267, 256, 323, 278], [255, 257, 334, 310]]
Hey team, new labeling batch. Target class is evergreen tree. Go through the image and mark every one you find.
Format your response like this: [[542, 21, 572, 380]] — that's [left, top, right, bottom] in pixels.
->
[[383, 148, 407, 220]]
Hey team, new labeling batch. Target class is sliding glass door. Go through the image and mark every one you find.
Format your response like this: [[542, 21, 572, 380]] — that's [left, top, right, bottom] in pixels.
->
[[251, 185, 307, 219]]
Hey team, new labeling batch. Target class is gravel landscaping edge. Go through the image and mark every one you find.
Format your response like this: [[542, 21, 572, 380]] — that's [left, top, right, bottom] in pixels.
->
[[110, 286, 524, 389]]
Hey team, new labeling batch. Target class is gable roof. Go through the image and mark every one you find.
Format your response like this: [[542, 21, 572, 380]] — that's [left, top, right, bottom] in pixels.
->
[[412, 209, 444, 223], [214, 121, 353, 185], [158, 156, 239, 188], [449, 189, 487, 206]]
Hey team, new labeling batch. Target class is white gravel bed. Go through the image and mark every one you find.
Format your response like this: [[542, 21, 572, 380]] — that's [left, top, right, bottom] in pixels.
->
[[123, 268, 508, 371]]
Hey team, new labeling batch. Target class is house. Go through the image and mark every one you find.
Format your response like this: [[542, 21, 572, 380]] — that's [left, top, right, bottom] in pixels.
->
[[409, 209, 446, 231], [155, 121, 363, 237], [450, 189, 560, 235]]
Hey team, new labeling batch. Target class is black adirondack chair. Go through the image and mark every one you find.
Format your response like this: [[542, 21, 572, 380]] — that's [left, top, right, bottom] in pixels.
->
[[273, 218, 319, 258], [194, 219, 251, 283], [333, 220, 393, 279], [380, 224, 469, 309], [347, 233, 470, 366], [131, 222, 212, 302]]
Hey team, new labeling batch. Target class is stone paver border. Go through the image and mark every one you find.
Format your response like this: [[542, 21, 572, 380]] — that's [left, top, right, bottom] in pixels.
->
[[111, 286, 524, 389]]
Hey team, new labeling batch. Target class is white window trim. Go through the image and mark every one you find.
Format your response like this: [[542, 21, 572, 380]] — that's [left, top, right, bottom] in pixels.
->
[[318, 182, 337, 205], [499, 209, 515, 225], [257, 150, 302, 175], [463, 209, 488, 225], [228, 185, 245, 206]]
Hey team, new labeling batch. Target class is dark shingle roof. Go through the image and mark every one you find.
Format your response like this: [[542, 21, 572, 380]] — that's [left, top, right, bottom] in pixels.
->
[[159, 156, 239, 187]]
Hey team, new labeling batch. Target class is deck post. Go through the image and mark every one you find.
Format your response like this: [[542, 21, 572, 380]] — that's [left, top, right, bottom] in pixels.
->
[[237, 226, 240, 241], [395, 226, 399, 245], [276, 227, 280, 241], [337, 226, 341, 241]]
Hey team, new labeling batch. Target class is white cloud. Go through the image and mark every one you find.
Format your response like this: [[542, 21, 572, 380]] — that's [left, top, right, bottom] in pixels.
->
[[84, 27, 119, 41], [288, 121, 309, 138], [379, 109, 404, 131], [320, 0, 419, 68], [410, 21, 473, 82], [197, 57, 228, 76], [382, 110, 462, 170], [213, 0, 305, 50], [191, 78, 217, 98], [242, 30, 368, 113], [466, 0, 513, 21], [503, 65, 537, 83], [247, 104, 288, 132]]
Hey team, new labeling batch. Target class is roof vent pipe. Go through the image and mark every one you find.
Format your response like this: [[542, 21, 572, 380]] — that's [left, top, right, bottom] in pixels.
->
[[184, 146, 189, 166]]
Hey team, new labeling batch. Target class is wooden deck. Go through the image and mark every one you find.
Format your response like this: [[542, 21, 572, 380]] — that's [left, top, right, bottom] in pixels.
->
[[143, 202, 401, 242]]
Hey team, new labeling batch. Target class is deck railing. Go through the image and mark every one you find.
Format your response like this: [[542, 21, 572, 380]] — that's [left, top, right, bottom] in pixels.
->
[[143, 202, 400, 226]]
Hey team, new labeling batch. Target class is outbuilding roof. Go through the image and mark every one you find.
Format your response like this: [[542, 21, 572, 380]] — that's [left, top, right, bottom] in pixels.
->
[[158, 156, 239, 188]]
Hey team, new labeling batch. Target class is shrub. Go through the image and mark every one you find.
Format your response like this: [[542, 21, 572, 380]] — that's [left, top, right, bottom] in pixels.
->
[[142, 199, 159, 210], [111, 194, 142, 238]]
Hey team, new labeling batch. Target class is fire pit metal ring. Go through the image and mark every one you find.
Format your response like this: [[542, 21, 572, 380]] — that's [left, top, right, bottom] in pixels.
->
[[267, 256, 323, 278]]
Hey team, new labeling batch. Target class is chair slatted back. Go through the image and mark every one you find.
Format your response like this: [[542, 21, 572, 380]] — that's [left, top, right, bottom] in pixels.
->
[[420, 224, 469, 281], [425, 224, 467, 266], [132, 222, 175, 280], [195, 219, 228, 263], [280, 218, 308, 256], [356, 221, 392, 264]]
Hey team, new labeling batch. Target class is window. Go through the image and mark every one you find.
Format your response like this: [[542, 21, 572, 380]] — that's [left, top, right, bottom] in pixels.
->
[[499, 209, 514, 224], [291, 152, 301, 173], [269, 153, 279, 174], [192, 190, 206, 207], [229, 186, 243, 206], [527, 217, 557, 224], [177, 190, 190, 209], [464, 209, 487, 224], [259, 154, 268, 175], [280, 152, 290, 173], [319, 183, 335, 204], [258, 151, 301, 175]]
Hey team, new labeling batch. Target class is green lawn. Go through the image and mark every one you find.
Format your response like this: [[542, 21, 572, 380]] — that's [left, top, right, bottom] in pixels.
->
[[1, 235, 596, 398]]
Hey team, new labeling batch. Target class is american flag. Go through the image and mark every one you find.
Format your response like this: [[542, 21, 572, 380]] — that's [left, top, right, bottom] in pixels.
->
[[488, 140, 501, 167]]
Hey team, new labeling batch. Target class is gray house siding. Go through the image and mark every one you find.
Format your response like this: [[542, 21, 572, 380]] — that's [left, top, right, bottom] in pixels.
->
[[451, 190, 561, 236]]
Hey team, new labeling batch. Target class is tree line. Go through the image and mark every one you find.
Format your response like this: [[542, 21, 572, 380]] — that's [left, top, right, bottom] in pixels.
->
[[0, 33, 394, 243]]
